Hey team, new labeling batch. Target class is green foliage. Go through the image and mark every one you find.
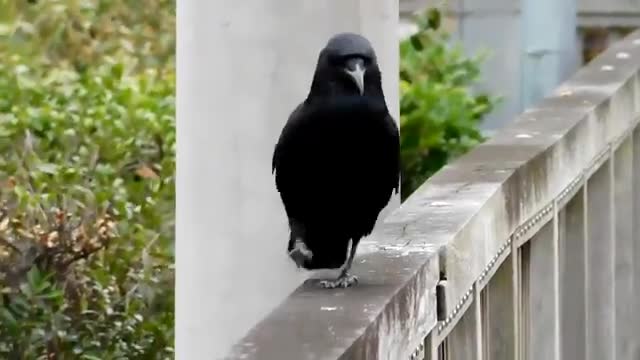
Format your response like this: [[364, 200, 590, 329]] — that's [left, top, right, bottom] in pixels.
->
[[399, 9, 499, 200], [0, 0, 175, 71], [0, 0, 175, 358]]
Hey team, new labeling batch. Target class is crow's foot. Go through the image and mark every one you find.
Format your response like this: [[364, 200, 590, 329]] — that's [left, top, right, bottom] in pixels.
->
[[319, 273, 358, 289], [288, 239, 312, 268]]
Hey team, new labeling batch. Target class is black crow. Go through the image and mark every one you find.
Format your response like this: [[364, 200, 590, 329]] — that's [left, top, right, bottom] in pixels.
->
[[272, 33, 400, 288]]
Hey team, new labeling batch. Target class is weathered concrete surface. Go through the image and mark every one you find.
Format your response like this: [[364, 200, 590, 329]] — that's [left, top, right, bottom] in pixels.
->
[[415, 30, 640, 316], [226, 238, 439, 360], [226, 30, 640, 359]]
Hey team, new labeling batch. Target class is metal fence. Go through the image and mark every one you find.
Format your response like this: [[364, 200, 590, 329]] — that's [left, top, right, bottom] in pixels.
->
[[226, 29, 640, 360]]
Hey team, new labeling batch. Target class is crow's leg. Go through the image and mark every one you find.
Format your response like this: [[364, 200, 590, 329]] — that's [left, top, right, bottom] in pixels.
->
[[287, 219, 312, 268], [319, 239, 359, 289], [288, 238, 312, 268]]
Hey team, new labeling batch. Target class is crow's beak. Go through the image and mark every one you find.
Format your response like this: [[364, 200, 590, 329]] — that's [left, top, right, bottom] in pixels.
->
[[345, 58, 366, 95]]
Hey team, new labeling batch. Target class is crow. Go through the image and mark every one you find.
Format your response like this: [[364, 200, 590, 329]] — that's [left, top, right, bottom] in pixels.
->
[[272, 33, 399, 288]]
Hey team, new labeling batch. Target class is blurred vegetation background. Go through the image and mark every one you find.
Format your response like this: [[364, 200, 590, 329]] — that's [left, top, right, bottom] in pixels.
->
[[0, 0, 494, 358], [399, 9, 499, 200], [0, 0, 175, 358]]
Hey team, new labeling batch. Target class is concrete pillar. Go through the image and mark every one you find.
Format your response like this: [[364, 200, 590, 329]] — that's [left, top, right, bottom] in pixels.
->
[[451, 0, 525, 133], [399, 0, 527, 133], [176, 1, 399, 358], [521, 0, 579, 109], [397, 0, 579, 134]]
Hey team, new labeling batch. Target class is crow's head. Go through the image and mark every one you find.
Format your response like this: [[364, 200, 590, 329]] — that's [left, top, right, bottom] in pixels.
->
[[309, 33, 382, 98]]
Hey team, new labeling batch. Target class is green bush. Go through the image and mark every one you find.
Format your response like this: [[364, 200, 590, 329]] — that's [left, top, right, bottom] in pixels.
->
[[399, 9, 500, 200], [0, 0, 175, 358], [0, 0, 175, 71]]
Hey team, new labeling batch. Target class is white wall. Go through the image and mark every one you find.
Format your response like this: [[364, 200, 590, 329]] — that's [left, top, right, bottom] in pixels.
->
[[176, 1, 398, 359]]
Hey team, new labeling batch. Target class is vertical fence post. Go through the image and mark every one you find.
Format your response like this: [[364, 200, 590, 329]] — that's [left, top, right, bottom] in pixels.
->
[[559, 182, 587, 360], [552, 201, 561, 360], [483, 252, 516, 359], [633, 128, 640, 359], [585, 157, 616, 360], [474, 283, 483, 360], [526, 220, 559, 360], [512, 239, 521, 360], [424, 332, 439, 360], [614, 138, 634, 360]]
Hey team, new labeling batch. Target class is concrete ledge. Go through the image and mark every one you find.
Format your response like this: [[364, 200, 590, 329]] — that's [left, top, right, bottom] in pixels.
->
[[226, 30, 640, 359], [226, 238, 439, 360]]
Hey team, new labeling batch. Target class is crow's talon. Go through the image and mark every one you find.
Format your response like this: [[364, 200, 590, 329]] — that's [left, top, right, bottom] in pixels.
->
[[319, 274, 358, 289]]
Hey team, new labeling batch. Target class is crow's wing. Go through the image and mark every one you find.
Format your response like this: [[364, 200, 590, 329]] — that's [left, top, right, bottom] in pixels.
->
[[272, 102, 315, 221], [384, 114, 401, 195], [272, 102, 305, 175]]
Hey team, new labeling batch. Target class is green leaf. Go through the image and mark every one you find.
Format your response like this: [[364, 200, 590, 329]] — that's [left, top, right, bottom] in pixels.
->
[[426, 8, 442, 30], [0, 308, 17, 326], [409, 35, 423, 51], [26, 267, 42, 289], [36, 163, 59, 174], [81, 355, 103, 360]]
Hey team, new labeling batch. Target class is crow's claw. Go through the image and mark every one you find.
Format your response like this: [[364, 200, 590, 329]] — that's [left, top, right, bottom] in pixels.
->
[[319, 273, 358, 289]]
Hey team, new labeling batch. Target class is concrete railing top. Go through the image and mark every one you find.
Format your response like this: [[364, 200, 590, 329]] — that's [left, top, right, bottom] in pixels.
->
[[226, 30, 640, 360]]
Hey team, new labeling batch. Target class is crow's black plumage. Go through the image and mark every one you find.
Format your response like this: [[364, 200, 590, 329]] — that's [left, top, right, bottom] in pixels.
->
[[272, 33, 399, 288]]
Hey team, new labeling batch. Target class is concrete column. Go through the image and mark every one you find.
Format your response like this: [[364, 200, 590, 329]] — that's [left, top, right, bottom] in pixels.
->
[[176, 1, 398, 359], [521, 0, 579, 108], [398, 0, 579, 133], [448, 0, 525, 133]]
